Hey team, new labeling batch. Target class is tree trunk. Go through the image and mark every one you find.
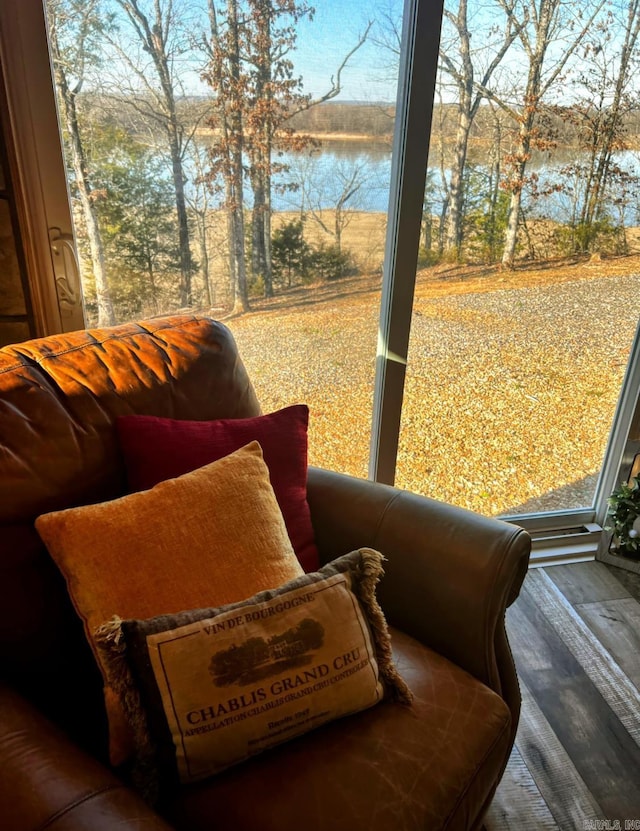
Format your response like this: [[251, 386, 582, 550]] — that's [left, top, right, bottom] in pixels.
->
[[578, 118, 604, 234], [78, 175, 115, 326], [444, 0, 473, 257], [583, 0, 640, 235], [205, 0, 248, 312], [196, 211, 212, 309], [262, 132, 273, 297], [334, 206, 342, 252], [167, 124, 194, 307], [251, 186, 264, 281], [438, 194, 449, 255], [445, 107, 472, 255], [501, 121, 531, 268], [247, 4, 273, 299], [250, 161, 270, 294], [423, 212, 432, 251], [116, 0, 194, 307], [502, 184, 523, 267], [50, 41, 115, 326], [227, 0, 249, 313], [150, 55, 193, 308], [501, 1, 551, 267], [487, 113, 503, 260], [263, 203, 273, 293], [231, 205, 249, 313], [146, 257, 159, 315]]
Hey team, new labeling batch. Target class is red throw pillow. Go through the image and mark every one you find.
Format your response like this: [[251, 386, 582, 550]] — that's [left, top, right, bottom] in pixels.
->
[[116, 405, 319, 572]]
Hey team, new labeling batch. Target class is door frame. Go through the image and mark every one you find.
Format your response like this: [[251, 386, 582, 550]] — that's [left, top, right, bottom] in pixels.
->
[[0, 0, 83, 335]]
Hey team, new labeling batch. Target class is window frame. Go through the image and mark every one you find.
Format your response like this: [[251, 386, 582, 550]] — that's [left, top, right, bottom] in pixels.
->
[[369, 0, 445, 485], [2, 0, 640, 563]]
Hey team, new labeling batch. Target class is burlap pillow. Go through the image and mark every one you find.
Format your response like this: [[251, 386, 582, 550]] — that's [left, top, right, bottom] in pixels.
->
[[95, 548, 412, 799], [35, 441, 303, 765]]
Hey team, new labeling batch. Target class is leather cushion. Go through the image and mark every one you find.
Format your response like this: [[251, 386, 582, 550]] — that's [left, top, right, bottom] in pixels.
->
[[117, 405, 319, 572], [0, 684, 173, 831], [163, 627, 511, 831]]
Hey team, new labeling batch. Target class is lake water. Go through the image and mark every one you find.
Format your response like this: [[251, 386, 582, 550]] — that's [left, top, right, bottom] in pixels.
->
[[263, 141, 640, 226], [270, 141, 393, 214]]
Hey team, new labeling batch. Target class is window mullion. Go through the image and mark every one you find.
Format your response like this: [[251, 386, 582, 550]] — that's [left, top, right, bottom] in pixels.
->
[[369, 0, 444, 485]]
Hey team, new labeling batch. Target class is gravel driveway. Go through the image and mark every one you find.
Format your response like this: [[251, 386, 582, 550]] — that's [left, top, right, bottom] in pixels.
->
[[231, 271, 640, 518]]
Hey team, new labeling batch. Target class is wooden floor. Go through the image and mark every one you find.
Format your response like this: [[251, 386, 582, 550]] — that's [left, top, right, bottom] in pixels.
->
[[484, 560, 640, 831]]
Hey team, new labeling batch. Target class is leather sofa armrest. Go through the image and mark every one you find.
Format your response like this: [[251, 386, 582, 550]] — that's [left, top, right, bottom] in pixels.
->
[[0, 684, 173, 831], [307, 467, 531, 696]]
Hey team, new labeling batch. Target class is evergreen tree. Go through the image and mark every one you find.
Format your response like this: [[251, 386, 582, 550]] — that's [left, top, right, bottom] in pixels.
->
[[96, 128, 181, 316]]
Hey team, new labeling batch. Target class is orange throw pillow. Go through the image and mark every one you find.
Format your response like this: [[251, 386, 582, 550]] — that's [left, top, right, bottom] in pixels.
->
[[35, 441, 303, 765]]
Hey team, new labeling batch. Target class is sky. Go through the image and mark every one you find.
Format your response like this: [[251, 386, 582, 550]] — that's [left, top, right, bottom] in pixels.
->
[[176, 0, 403, 103], [65, 0, 626, 107], [288, 0, 402, 103]]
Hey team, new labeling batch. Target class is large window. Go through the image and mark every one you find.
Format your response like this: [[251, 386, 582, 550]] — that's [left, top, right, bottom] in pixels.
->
[[2, 0, 640, 559], [393, 0, 640, 523]]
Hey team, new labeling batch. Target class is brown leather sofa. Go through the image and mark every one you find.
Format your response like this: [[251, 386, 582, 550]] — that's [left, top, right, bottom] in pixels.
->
[[0, 315, 530, 831]]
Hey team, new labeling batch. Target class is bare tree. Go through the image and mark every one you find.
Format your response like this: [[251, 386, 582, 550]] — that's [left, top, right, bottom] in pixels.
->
[[47, 0, 115, 326], [303, 159, 368, 251], [438, 0, 519, 257], [574, 0, 640, 245], [488, 0, 604, 266], [202, 0, 250, 313], [109, 0, 196, 306]]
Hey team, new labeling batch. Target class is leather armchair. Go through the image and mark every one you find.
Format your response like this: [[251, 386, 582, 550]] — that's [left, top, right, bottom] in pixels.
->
[[0, 315, 530, 831]]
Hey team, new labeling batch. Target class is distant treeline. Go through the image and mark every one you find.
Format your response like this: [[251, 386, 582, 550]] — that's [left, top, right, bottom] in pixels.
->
[[81, 93, 640, 150], [291, 101, 640, 148], [287, 102, 395, 138]]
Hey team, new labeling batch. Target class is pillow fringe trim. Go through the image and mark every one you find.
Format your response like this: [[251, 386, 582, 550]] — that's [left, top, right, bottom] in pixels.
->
[[355, 548, 413, 705], [94, 617, 160, 803]]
